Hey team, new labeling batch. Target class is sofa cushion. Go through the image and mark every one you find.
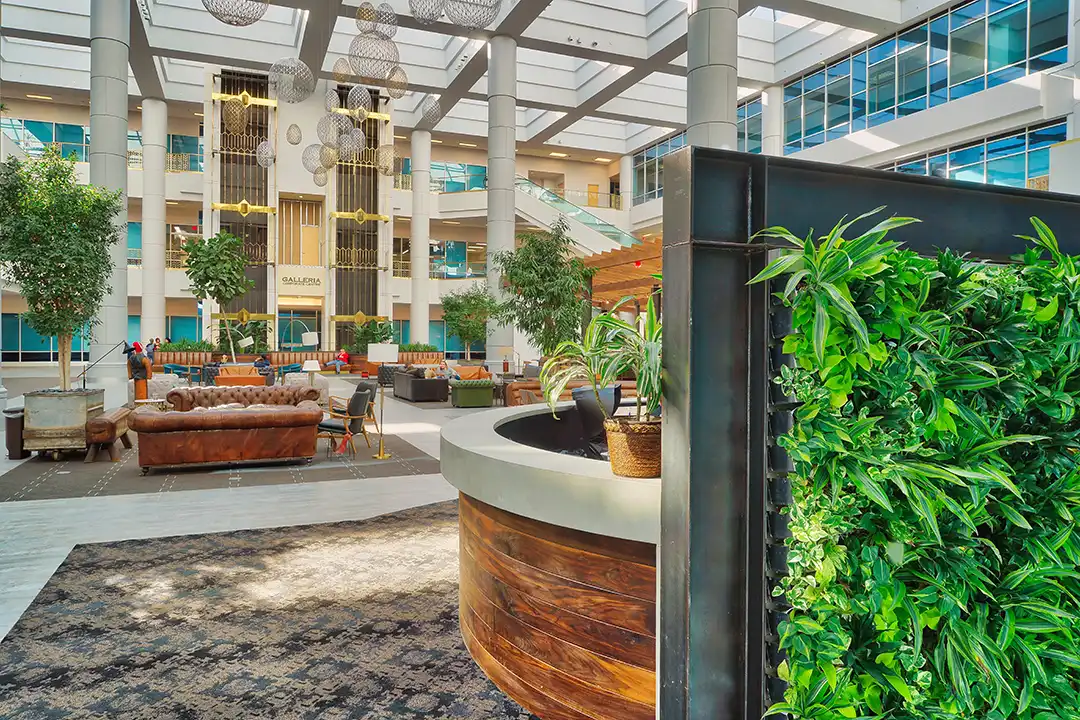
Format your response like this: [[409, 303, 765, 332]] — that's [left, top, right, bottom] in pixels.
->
[[450, 378, 494, 388], [165, 385, 319, 411], [131, 402, 323, 433], [455, 365, 491, 381]]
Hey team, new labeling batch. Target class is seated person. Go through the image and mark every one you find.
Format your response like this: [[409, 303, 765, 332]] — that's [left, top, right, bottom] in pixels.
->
[[203, 353, 228, 383], [432, 360, 459, 380], [327, 348, 350, 374], [254, 354, 273, 376]]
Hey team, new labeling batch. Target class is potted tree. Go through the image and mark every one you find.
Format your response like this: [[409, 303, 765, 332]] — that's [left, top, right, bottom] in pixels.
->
[[0, 147, 122, 452], [181, 230, 254, 363], [349, 319, 393, 374], [541, 295, 661, 478], [492, 217, 595, 359], [441, 284, 498, 363]]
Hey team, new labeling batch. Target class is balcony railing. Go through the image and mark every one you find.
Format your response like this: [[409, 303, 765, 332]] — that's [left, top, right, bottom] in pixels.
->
[[394, 173, 626, 209], [127, 248, 190, 269], [393, 259, 487, 279], [126, 149, 204, 173]]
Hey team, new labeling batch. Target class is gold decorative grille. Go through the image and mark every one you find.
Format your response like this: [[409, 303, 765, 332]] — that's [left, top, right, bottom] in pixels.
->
[[334, 87, 385, 349], [219, 70, 271, 269]]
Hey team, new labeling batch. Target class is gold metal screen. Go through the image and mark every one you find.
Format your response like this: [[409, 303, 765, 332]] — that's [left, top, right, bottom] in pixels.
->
[[219, 70, 270, 314], [334, 87, 384, 349]]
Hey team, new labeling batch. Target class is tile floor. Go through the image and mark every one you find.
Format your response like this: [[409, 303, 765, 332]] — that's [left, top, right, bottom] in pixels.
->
[[0, 375, 482, 639]]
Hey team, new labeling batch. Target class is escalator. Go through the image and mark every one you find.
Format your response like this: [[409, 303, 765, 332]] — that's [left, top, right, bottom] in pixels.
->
[[514, 176, 639, 254]]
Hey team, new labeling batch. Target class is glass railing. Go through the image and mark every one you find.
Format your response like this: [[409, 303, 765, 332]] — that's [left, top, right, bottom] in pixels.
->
[[393, 259, 487, 279], [127, 248, 191, 269], [514, 176, 639, 247]]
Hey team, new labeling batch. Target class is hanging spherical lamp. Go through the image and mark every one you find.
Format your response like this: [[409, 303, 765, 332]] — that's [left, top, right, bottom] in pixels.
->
[[286, 123, 303, 146], [385, 66, 409, 99], [410, 0, 448, 25], [333, 57, 355, 84], [255, 140, 276, 168], [318, 113, 352, 148], [325, 87, 342, 114], [313, 168, 328, 187], [375, 144, 396, 176], [374, 3, 399, 39], [269, 57, 316, 104], [339, 129, 365, 163], [201, 0, 268, 27], [445, 0, 501, 30], [349, 32, 399, 83], [302, 144, 324, 173], [223, 98, 248, 133], [347, 85, 373, 120], [320, 144, 340, 169], [355, 2, 377, 33], [421, 95, 441, 126]]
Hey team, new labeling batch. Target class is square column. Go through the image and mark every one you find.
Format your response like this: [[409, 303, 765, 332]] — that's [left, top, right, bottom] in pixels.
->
[[486, 35, 518, 366], [686, 0, 739, 149], [88, 0, 130, 398], [140, 98, 168, 341], [410, 129, 432, 344]]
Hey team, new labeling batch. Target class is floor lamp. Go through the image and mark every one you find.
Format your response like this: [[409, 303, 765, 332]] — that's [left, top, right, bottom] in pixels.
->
[[367, 343, 399, 460]]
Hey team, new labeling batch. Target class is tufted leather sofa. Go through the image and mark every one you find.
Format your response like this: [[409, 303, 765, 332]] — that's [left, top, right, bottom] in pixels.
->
[[505, 380, 637, 407], [130, 386, 322, 473]]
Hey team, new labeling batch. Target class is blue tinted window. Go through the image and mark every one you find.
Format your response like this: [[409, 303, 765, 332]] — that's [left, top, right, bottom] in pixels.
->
[[1028, 147, 1049, 177], [1028, 122, 1066, 149], [803, 132, 825, 149], [986, 154, 1026, 186], [898, 159, 929, 174], [851, 52, 867, 92], [1029, 0, 1068, 57], [869, 109, 896, 128], [1029, 46, 1067, 72], [928, 154, 948, 178], [869, 39, 896, 64], [950, 142, 986, 166], [950, 77, 986, 99], [828, 59, 851, 80], [988, 64, 1026, 87], [987, 2, 1027, 71], [951, 18, 987, 84], [804, 71, 826, 92], [930, 16, 950, 63], [987, 132, 1025, 158], [898, 24, 928, 51], [951, 163, 986, 183], [952, 0, 987, 28], [784, 81, 802, 100]]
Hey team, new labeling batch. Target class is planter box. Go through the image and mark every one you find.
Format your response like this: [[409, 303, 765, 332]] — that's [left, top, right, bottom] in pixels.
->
[[24, 389, 105, 451], [399, 351, 443, 365]]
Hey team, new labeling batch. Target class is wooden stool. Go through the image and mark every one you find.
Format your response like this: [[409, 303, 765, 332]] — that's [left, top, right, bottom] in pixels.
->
[[85, 407, 134, 463]]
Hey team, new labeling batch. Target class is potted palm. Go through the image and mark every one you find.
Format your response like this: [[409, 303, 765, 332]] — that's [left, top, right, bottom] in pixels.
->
[[540, 295, 661, 478]]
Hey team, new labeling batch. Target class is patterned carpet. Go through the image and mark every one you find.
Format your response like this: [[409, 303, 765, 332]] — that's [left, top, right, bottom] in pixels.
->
[[0, 502, 537, 720]]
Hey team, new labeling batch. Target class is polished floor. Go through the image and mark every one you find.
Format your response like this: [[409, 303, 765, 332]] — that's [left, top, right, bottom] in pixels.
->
[[0, 377, 481, 640]]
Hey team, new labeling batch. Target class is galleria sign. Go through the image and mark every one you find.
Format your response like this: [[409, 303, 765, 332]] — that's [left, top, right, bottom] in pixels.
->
[[277, 266, 325, 297]]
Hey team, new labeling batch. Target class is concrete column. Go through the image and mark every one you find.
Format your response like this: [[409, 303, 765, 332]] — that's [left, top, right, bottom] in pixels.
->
[[377, 98, 394, 320], [410, 129, 432, 344], [88, 0, 130, 400], [619, 154, 633, 208], [200, 67, 220, 344], [486, 35, 517, 366], [141, 98, 167, 342], [686, 0, 739, 149], [762, 85, 784, 156]]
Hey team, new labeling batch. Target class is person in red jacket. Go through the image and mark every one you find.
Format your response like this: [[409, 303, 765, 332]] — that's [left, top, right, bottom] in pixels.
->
[[328, 348, 349, 374]]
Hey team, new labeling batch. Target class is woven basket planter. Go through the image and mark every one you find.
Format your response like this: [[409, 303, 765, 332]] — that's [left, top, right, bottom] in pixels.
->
[[603, 418, 661, 478]]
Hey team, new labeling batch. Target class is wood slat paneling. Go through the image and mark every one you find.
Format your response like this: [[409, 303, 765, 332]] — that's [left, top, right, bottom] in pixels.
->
[[458, 492, 657, 720]]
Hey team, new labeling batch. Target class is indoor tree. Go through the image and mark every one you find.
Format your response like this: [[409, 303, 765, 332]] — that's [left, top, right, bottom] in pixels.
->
[[349, 319, 393, 356], [181, 230, 254, 363], [0, 146, 122, 390], [491, 217, 595, 357], [441, 284, 498, 361]]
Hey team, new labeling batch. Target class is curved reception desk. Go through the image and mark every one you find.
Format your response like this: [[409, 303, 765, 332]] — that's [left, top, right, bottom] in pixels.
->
[[441, 404, 660, 720]]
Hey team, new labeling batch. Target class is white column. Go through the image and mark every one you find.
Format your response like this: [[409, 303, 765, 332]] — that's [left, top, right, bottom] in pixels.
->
[[200, 67, 220, 344], [686, 0, 739, 149], [762, 85, 784, 156], [619, 154, 633, 209], [88, 0, 130, 400], [410, 129, 432, 344], [141, 98, 167, 341], [486, 35, 517, 366]]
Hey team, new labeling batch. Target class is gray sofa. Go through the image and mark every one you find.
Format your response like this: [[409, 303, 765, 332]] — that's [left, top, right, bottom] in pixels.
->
[[393, 372, 449, 402]]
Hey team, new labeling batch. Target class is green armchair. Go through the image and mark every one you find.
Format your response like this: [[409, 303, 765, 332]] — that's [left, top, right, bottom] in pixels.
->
[[450, 378, 494, 408]]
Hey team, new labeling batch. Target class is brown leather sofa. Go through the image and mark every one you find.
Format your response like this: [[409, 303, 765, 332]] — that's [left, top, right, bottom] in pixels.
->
[[130, 385, 322, 474], [505, 380, 638, 407]]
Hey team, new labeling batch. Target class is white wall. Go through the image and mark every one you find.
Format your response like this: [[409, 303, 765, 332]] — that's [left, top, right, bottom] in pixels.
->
[[275, 79, 337, 198]]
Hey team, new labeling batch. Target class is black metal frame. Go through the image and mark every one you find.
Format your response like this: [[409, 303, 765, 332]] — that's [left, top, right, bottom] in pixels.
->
[[660, 147, 1080, 720]]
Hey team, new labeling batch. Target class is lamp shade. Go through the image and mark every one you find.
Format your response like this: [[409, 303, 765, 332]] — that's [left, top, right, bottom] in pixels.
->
[[301, 360, 322, 373], [367, 343, 399, 363], [237, 336, 255, 349], [301, 331, 319, 346]]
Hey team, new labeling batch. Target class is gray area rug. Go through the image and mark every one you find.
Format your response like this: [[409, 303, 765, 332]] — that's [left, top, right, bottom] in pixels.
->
[[0, 501, 537, 719]]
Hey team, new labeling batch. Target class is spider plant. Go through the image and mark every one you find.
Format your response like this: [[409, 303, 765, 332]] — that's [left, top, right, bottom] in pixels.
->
[[540, 294, 661, 422]]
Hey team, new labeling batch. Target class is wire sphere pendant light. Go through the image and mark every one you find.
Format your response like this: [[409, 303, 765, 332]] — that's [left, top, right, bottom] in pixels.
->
[[339, 129, 365, 162], [349, 33, 399, 82], [286, 123, 303, 146], [269, 57, 316, 104], [320, 144, 340, 170], [201, 0, 268, 26], [313, 168, 328, 187], [223, 98, 248, 133], [255, 140, 276, 168], [421, 95, 441, 126], [318, 113, 352, 147], [325, 87, 342, 113], [347, 85, 373, 120], [445, 0, 501, 30], [410, 0, 448, 25], [385, 66, 409, 99], [302, 144, 324, 174], [355, 2, 377, 32], [374, 3, 399, 39], [375, 144, 396, 176], [333, 57, 355, 83]]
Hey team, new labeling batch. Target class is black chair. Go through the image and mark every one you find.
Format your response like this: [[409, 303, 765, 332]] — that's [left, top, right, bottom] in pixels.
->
[[319, 387, 374, 456], [573, 385, 621, 458]]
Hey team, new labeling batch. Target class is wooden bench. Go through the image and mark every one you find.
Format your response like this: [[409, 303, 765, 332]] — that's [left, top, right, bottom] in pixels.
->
[[84, 407, 134, 463]]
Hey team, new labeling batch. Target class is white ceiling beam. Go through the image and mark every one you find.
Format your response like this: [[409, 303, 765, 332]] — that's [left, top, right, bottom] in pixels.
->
[[765, 0, 901, 34], [298, 0, 343, 76], [130, 0, 165, 99]]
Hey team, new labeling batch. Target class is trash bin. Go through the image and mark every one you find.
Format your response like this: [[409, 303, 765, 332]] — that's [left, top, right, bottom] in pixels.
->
[[3, 408, 30, 460]]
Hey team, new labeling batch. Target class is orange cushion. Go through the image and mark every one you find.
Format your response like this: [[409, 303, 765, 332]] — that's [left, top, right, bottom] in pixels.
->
[[220, 366, 259, 377], [456, 366, 491, 381]]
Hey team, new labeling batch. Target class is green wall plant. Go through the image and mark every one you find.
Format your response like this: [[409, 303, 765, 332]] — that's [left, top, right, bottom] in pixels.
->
[[752, 212, 1080, 719]]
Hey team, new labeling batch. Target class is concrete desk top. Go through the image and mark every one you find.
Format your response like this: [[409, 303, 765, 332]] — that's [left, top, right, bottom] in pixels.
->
[[440, 403, 660, 544]]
